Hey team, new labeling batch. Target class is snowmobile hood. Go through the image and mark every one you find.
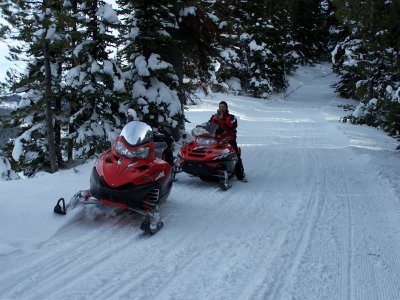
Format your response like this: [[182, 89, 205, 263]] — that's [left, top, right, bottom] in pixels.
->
[[95, 151, 138, 187], [95, 149, 170, 188]]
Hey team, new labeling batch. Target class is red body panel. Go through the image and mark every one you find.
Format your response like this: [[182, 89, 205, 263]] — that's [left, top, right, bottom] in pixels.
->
[[95, 137, 171, 189], [178, 129, 238, 178], [179, 130, 237, 162]]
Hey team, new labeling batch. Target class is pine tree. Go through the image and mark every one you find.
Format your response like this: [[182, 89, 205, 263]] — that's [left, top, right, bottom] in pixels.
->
[[236, 0, 288, 98], [64, 0, 126, 159], [117, 0, 185, 139], [0, 0, 71, 175], [0, 1, 128, 175], [332, 0, 400, 141], [213, 0, 247, 94], [179, 2, 219, 90], [287, 0, 329, 63]]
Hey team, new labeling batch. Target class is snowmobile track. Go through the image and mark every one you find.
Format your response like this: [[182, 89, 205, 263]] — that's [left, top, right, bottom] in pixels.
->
[[2, 65, 400, 300], [263, 150, 325, 300], [339, 160, 354, 300]]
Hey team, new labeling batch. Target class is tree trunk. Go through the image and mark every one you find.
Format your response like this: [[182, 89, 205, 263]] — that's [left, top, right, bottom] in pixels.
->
[[43, 37, 58, 173], [55, 61, 63, 164], [68, 0, 79, 162], [170, 2, 187, 140]]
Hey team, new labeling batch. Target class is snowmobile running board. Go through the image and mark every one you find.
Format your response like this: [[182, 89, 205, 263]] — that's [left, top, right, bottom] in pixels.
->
[[53, 191, 163, 234]]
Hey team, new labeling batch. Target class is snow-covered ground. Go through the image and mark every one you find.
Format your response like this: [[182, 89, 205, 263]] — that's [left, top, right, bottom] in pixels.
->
[[1, 64, 400, 299]]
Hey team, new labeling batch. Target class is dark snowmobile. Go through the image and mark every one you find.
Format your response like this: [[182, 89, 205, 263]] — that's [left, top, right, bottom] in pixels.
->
[[176, 122, 239, 190], [54, 121, 174, 234]]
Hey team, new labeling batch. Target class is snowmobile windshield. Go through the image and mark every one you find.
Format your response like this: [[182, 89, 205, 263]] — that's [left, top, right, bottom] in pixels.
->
[[191, 122, 219, 138], [120, 121, 153, 146]]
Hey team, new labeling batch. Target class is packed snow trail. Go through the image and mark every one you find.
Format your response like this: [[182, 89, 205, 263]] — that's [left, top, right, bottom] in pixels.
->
[[1, 64, 400, 300]]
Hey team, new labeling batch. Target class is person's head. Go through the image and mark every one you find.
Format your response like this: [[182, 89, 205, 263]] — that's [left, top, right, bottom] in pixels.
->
[[218, 101, 228, 115]]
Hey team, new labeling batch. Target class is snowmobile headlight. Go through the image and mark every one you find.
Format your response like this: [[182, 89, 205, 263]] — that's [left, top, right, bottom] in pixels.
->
[[195, 138, 216, 145], [116, 141, 150, 159], [128, 146, 150, 159]]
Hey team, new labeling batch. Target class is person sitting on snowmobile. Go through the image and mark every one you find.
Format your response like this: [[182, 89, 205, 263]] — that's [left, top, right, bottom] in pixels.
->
[[210, 101, 247, 181]]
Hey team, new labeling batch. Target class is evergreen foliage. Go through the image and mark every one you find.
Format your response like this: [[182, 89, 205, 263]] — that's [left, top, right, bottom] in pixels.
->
[[63, 0, 126, 160], [212, 0, 246, 94], [0, 0, 70, 175], [117, 0, 185, 139], [332, 0, 400, 141], [3, 0, 398, 176], [0, 0, 127, 175], [215, 0, 292, 98], [287, 0, 329, 63]]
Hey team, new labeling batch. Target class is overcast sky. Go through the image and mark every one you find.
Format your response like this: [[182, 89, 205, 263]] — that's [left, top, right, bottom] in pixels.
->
[[0, 26, 15, 81], [0, 41, 25, 81], [0, 42, 9, 80]]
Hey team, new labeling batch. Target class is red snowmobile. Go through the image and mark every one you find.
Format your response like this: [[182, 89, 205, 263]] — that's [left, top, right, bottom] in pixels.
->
[[176, 122, 239, 190], [54, 121, 174, 234]]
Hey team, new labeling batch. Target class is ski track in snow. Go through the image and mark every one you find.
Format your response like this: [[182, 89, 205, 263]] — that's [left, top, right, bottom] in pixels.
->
[[1, 64, 400, 300]]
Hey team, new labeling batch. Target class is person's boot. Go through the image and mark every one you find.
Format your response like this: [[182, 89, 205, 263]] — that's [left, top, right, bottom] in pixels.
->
[[235, 158, 247, 182], [238, 172, 248, 182]]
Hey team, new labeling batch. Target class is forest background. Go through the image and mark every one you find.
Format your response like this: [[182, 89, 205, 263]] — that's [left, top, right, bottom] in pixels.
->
[[0, 0, 399, 178]]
